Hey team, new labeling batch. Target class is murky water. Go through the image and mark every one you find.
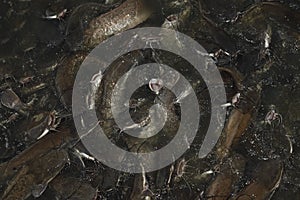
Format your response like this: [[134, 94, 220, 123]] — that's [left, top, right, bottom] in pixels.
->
[[0, 0, 299, 199]]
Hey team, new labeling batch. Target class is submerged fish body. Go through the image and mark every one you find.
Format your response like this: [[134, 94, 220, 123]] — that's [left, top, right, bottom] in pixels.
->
[[1, 2, 154, 199], [230, 160, 283, 200], [1, 149, 69, 200], [83, 0, 152, 50], [0, 126, 74, 200], [56, 0, 153, 109], [205, 153, 246, 200]]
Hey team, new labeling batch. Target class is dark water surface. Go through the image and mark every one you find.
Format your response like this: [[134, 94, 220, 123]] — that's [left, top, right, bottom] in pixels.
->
[[0, 0, 299, 199]]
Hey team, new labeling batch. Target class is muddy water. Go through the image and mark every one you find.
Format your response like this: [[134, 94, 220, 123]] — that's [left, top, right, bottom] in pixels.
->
[[0, 0, 299, 199]]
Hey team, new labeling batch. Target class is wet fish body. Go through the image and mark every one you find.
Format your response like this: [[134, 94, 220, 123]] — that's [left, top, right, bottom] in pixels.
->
[[1, 149, 69, 200], [83, 0, 152, 50]]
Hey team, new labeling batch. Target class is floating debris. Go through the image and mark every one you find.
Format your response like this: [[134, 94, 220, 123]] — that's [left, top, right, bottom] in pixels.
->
[[148, 78, 163, 94]]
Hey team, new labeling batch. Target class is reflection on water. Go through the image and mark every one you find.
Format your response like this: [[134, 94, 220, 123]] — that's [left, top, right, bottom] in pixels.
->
[[0, 0, 299, 199]]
